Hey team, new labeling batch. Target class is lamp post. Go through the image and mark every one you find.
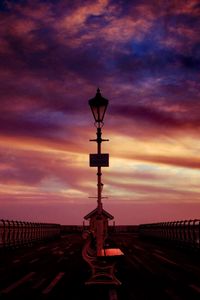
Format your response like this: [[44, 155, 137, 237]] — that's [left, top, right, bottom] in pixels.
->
[[89, 88, 109, 214], [89, 88, 109, 255]]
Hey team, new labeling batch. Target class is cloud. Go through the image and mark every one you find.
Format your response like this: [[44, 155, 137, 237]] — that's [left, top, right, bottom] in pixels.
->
[[0, 143, 92, 200], [109, 99, 200, 138], [133, 154, 200, 170], [0, 0, 200, 223]]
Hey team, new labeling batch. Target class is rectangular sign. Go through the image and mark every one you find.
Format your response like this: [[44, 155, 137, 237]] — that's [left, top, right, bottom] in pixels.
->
[[89, 154, 109, 167]]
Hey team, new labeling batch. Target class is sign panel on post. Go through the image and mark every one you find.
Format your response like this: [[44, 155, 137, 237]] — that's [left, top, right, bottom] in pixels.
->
[[89, 154, 109, 167]]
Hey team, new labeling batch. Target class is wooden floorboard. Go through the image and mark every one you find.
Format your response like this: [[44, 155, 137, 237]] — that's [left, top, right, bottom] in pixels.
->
[[0, 233, 200, 300]]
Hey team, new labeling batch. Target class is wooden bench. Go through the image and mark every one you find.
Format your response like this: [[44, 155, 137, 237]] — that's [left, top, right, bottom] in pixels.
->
[[82, 230, 124, 285]]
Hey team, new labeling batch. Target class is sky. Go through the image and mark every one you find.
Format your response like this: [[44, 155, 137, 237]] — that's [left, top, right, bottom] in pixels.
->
[[0, 0, 200, 225]]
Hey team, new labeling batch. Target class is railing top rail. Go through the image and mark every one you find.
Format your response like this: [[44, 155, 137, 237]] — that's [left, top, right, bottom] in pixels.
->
[[0, 219, 61, 226], [139, 219, 200, 227]]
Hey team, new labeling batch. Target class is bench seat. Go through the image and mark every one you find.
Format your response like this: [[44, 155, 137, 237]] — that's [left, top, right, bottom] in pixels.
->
[[98, 248, 124, 257]]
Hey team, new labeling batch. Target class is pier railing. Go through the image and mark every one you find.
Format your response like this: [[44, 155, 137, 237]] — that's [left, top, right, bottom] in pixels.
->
[[139, 219, 200, 249], [2, 218, 199, 250], [0, 219, 61, 249]]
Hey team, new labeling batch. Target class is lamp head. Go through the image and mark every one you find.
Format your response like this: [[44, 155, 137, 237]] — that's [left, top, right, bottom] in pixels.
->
[[88, 88, 109, 125]]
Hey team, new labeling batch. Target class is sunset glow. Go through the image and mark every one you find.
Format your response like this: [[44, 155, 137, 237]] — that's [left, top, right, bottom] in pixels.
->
[[0, 0, 200, 224]]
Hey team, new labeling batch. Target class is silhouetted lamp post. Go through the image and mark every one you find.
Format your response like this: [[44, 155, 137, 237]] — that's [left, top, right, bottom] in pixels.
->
[[88, 88, 110, 256], [89, 88, 109, 214]]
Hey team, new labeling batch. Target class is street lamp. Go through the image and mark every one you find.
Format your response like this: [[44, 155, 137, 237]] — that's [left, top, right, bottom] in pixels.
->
[[88, 88, 110, 256], [89, 88, 109, 215]]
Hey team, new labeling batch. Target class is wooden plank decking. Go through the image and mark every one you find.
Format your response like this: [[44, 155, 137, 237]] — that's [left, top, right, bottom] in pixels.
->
[[0, 233, 200, 300]]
